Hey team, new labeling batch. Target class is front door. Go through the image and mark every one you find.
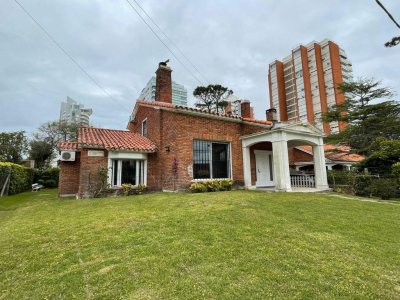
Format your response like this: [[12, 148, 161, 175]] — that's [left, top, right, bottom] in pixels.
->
[[255, 150, 274, 187]]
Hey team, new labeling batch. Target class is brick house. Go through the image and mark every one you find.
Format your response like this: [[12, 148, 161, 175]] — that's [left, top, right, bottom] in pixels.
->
[[289, 145, 364, 172], [58, 62, 329, 198]]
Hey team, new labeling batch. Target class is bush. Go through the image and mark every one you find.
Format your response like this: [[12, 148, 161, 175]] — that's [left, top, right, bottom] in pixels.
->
[[34, 167, 59, 188], [371, 178, 398, 200], [392, 162, 400, 179], [327, 171, 355, 187], [189, 182, 208, 193], [0, 162, 34, 195], [189, 179, 234, 193], [121, 184, 147, 196], [353, 175, 374, 197]]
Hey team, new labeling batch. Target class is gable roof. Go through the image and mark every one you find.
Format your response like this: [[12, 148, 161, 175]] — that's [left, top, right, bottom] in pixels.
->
[[131, 100, 272, 127], [78, 127, 156, 152]]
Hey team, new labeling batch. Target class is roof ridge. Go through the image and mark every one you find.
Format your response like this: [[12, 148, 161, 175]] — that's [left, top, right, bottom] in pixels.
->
[[135, 100, 272, 126]]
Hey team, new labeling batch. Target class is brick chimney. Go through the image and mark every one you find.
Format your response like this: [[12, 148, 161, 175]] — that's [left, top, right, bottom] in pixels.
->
[[225, 102, 232, 115], [240, 100, 252, 118], [155, 61, 172, 103]]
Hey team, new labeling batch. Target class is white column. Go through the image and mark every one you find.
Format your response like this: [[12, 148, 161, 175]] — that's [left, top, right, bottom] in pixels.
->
[[242, 145, 252, 189], [144, 160, 148, 186], [135, 161, 140, 186], [272, 134, 291, 192], [313, 139, 329, 190], [327, 164, 332, 171]]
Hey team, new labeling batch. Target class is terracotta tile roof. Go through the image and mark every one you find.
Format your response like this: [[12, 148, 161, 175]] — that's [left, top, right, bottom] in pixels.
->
[[135, 100, 273, 126], [57, 141, 78, 151], [297, 145, 365, 162], [78, 127, 156, 152], [325, 151, 365, 162]]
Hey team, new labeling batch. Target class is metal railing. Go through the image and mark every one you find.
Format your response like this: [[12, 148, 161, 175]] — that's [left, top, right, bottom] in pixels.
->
[[290, 174, 315, 188]]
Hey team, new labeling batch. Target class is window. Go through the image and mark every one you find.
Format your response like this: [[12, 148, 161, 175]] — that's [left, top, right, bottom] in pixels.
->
[[111, 159, 145, 186], [193, 140, 230, 179], [142, 119, 147, 136]]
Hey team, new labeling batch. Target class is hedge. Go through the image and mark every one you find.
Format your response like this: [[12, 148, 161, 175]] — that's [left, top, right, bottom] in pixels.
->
[[0, 162, 34, 195], [189, 179, 234, 193], [34, 167, 60, 188]]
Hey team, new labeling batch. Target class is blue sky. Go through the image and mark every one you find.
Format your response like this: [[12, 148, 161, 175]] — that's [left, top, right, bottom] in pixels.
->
[[0, 0, 399, 136]]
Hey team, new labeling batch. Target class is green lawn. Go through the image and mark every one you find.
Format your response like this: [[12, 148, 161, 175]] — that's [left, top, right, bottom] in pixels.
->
[[0, 190, 399, 299]]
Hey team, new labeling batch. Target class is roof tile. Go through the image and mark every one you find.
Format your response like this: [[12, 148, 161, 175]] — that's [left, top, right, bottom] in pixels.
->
[[77, 127, 156, 152]]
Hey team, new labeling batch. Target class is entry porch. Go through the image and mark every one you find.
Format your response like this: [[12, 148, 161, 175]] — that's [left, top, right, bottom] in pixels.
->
[[241, 123, 329, 192]]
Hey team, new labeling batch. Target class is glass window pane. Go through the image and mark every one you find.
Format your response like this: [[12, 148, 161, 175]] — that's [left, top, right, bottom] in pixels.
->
[[121, 160, 136, 185], [212, 143, 229, 178], [193, 140, 210, 179], [113, 160, 118, 186]]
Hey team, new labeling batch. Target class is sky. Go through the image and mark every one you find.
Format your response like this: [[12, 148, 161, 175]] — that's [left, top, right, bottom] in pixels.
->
[[0, 0, 399, 137]]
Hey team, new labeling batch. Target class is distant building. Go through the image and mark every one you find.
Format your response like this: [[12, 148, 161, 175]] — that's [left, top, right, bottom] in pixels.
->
[[139, 76, 188, 106], [268, 39, 353, 133], [225, 94, 254, 118], [60, 97, 92, 126]]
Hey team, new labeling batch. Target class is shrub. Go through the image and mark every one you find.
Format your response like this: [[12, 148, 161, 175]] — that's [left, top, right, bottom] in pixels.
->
[[34, 167, 59, 188], [219, 179, 234, 191], [189, 182, 208, 193], [121, 184, 147, 196], [327, 171, 354, 187], [392, 162, 400, 179], [353, 175, 374, 197], [0, 162, 34, 195], [371, 178, 398, 200], [189, 180, 234, 193]]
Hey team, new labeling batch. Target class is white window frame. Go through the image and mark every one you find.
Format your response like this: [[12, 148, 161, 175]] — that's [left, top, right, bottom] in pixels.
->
[[107, 152, 148, 187], [141, 118, 147, 136]]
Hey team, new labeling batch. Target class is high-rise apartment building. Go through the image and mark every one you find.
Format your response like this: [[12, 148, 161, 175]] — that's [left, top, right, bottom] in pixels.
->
[[139, 76, 188, 106], [268, 39, 353, 133], [60, 97, 92, 126]]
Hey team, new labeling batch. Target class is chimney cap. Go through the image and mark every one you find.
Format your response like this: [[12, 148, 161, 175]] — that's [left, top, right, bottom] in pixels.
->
[[159, 59, 170, 67]]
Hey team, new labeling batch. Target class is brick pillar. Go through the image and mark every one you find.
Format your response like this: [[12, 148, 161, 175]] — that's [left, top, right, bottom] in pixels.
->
[[155, 63, 172, 103], [241, 101, 251, 118]]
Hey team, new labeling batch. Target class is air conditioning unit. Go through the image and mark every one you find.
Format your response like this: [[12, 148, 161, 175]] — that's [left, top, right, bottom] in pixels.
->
[[60, 151, 76, 162]]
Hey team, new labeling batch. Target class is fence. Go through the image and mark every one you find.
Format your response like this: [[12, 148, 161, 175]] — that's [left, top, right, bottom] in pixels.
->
[[290, 174, 315, 188], [0, 173, 11, 197]]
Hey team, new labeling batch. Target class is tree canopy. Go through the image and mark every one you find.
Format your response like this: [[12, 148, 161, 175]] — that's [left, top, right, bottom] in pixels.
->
[[323, 78, 400, 155], [0, 131, 28, 163], [193, 84, 233, 113]]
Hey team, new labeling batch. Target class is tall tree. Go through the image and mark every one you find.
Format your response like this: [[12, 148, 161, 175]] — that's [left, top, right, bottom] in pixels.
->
[[0, 131, 28, 163], [193, 85, 233, 113], [28, 140, 54, 170], [35, 121, 79, 150], [323, 78, 400, 155]]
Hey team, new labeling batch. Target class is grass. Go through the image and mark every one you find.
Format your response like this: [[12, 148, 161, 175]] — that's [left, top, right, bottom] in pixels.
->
[[0, 190, 400, 299]]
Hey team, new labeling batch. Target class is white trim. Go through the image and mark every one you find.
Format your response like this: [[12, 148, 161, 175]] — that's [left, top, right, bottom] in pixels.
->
[[141, 118, 147, 136], [108, 151, 147, 160]]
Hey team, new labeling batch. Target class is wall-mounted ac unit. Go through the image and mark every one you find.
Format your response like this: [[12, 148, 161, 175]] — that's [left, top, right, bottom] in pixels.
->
[[60, 151, 76, 162]]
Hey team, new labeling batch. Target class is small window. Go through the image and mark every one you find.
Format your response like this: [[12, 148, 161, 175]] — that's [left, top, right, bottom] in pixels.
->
[[142, 119, 147, 136]]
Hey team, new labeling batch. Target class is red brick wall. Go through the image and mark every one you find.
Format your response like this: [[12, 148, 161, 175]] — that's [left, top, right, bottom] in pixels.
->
[[288, 148, 313, 165], [59, 152, 80, 196], [78, 149, 108, 198], [129, 106, 268, 190]]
